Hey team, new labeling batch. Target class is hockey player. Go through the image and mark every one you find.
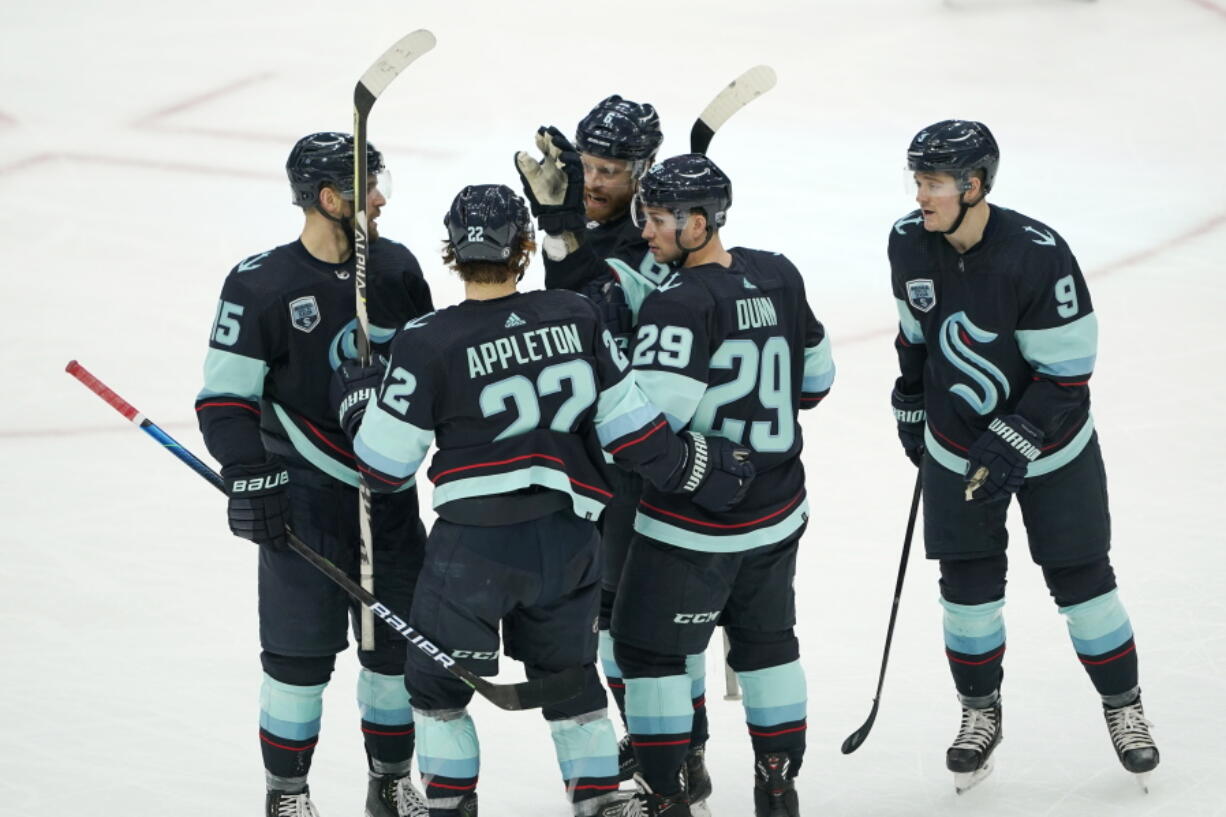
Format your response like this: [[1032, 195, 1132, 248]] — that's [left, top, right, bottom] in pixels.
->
[[196, 132, 433, 817], [610, 154, 835, 817], [335, 184, 755, 817], [889, 119, 1160, 792], [514, 96, 718, 807]]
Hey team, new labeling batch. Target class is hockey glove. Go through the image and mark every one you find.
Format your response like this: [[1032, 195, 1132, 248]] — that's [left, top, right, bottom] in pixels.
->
[[891, 380, 926, 467], [331, 359, 386, 440], [514, 126, 587, 236], [581, 275, 634, 352], [222, 461, 290, 551], [963, 414, 1044, 501], [674, 431, 755, 513]]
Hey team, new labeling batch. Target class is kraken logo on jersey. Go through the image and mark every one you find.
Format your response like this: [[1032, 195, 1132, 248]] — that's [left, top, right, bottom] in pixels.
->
[[290, 296, 321, 333], [906, 279, 936, 312], [938, 311, 1010, 415]]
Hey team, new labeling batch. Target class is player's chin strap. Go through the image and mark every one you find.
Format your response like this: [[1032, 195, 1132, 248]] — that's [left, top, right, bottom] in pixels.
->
[[674, 212, 716, 265], [942, 184, 987, 236]]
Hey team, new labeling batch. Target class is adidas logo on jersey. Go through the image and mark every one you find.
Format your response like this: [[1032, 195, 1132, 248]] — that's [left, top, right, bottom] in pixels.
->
[[505, 312, 527, 328]]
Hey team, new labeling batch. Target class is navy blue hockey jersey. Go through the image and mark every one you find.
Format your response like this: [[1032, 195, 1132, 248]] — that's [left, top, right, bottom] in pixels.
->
[[889, 204, 1097, 477], [352, 289, 695, 521], [628, 248, 834, 553], [196, 238, 432, 484]]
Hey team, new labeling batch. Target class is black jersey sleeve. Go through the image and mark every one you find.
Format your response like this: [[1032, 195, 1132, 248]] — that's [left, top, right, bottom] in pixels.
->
[[366, 240, 434, 350], [195, 269, 279, 468], [543, 237, 608, 292], [1010, 241, 1097, 437], [799, 292, 834, 409], [889, 226, 928, 394]]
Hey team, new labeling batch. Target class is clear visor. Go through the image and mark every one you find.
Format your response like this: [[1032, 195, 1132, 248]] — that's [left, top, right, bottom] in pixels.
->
[[581, 154, 640, 192], [630, 196, 686, 231], [906, 169, 967, 200], [338, 169, 394, 202]]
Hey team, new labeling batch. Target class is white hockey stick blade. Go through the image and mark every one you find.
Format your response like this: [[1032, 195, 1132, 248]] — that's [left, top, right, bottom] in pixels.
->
[[355, 29, 437, 110], [690, 65, 777, 154]]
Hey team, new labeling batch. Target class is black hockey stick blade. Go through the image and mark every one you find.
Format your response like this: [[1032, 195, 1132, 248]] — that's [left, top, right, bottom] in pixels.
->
[[354, 29, 437, 115], [690, 65, 777, 154], [468, 666, 587, 711], [841, 698, 881, 754]]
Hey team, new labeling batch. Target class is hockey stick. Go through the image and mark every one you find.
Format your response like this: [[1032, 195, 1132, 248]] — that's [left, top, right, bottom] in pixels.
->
[[352, 29, 437, 649], [840, 470, 923, 754], [65, 359, 583, 712], [690, 65, 778, 154]]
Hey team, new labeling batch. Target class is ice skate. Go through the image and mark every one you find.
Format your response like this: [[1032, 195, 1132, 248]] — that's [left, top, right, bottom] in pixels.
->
[[607, 774, 691, 816], [266, 788, 321, 817], [946, 701, 1001, 794], [685, 744, 713, 817], [366, 772, 429, 817], [1104, 696, 1159, 792], [753, 752, 799, 817]]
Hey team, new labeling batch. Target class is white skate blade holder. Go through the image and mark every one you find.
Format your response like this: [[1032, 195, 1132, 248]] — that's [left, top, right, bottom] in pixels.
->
[[690, 800, 712, 817], [1134, 772, 1151, 794], [953, 757, 995, 795]]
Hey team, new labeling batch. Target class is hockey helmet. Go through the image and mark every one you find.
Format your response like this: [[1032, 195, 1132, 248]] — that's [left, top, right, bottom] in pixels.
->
[[444, 184, 534, 264], [287, 131, 385, 208], [575, 95, 663, 165], [634, 153, 733, 231], [906, 120, 999, 195]]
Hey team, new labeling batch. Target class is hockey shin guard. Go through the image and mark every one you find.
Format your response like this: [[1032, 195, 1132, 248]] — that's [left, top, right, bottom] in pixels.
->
[[260, 674, 327, 783], [686, 652, 710, 747], [357, 669, 415, 775], [1059, 589, 1138, 696], [941, 597, 1006, 699], [623, 673, 693, 796], [548, 710, 621, 814], [415, 707, 480, 811], [737, 660, 808, 774], [598, 630, 628, 726]]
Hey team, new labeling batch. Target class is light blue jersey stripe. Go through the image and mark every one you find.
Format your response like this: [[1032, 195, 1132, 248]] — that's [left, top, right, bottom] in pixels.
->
[[625, 675, 693, 736], [686, 653, 706, 699], [598, 631, 620, 680], [270, 404, 361, 487], [357, 669, 412, 726], [432, 467, 607, 521], [738, 661, 806, 726], [1060, 589, 1132, 648], [802, 337, 835, 393], [895, 298, 925, 345], [595, 381, 661, 446], [924, 416, 1094, 479], [941, 597, 1006, 654], [260, 713, 322, 741], [550, 715, 619, 780], [368, 323, 397, 345], [634, 369, 707, 431], [1015, 313, 1097, 376], [633, 498, 808, 553], [418, 755, 480, 778], [416, 710, 479, 778], [354, 401, 432, 480], [198, 347, 268, 401], [607, 253, 669, 322], [1070, 620, 1133, 656]]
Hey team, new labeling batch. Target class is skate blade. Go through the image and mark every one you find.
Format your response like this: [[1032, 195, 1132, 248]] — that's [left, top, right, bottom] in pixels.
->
[[954, 758, 994, 795], [690, 799, 712, 817], [1134, 772, 1151, 794]]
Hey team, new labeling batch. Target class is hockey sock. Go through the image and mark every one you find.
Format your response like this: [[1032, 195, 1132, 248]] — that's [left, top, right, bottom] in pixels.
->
[[548, 710, 621, 812], [685, 652, 710, 747], [357, 669, 415, 775], [598, 630, 628, 726], [259, 673, 327, 782], [624, 674, 693, 796], [415, 707, 479, 812], [737, 660, 807, 774], [1059, 589, 1139, 696], [941, 597, 1006, 698]]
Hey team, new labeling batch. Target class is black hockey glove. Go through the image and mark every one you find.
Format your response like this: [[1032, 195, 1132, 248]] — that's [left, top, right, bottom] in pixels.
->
[[331, 359, 386, 440], [514, 126, 587, 236], [222, 461, 290, 551], [673, 431, 755, 513], [581, 275, 634, 352], [891, 380, 926, 467], [963, 414, 1044, 501]]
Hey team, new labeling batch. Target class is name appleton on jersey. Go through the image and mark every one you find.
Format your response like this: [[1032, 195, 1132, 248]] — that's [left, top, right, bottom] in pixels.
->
[[466, 323, 584, 379]]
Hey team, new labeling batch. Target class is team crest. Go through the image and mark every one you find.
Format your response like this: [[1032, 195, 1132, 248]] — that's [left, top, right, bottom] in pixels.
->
[[906, 279, 936, 313], [289, 296, 321, 333]]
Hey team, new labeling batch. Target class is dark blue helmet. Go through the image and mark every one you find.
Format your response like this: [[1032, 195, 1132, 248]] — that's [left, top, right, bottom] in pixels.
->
[[636, 153, 732, 230], [575, 95, 663, 164], [907, 120, 999, 194], [444, 184, 534, 264], [286, 131, 384, 208]]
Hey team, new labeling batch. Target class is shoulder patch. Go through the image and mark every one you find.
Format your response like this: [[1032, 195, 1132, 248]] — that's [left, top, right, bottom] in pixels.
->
[[1023, 225, 1056, 247], [289, 295, 321, 333], [656, 272, 684, 293], [237, 251, 272, 272], [894, 215, 923, 235], [906, 278, 936, 312], [402, 311, 435, 331]]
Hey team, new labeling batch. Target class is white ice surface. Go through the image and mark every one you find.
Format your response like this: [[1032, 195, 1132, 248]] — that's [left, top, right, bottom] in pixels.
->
[[2, 0, 1224, 814]]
